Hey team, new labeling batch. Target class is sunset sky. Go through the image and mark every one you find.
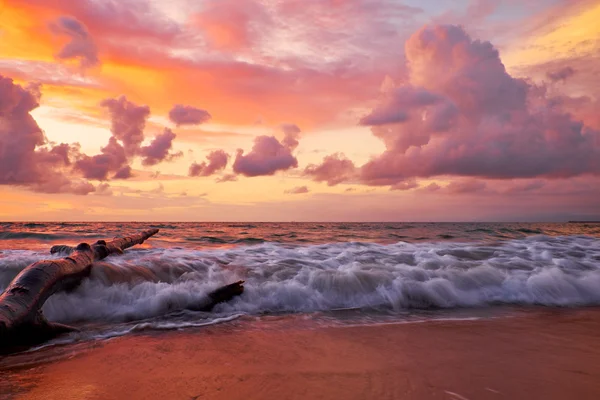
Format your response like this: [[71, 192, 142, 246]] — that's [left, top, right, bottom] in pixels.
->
[[0, 0, 599, 221]]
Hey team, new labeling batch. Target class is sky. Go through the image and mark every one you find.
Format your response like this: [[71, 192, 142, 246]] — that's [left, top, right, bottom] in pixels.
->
[[0, 0, 599, 222]]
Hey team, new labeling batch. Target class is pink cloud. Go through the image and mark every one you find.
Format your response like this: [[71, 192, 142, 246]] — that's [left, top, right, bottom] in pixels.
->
[[100, 96, 150, 156], [546, 66, 576, 83], [140, 128, 182, 166], [232, 126, 301, 177], [233, 136, 298, 177], [19, 0, 182, 43], [359, 25, 600, 185], [390, 179, 418, 191], [194, 0, 269, 51], [0, 75, 94, 194], [49, 16, 99, 69], [74, 137, 128, 180], [446, 180, 488, 194], [75, 96, 181, 180], [216, 173, 238, 183], [189, 149, 229, 177], [304, 153, 356, 186], [168, 104, 212, 126], [285, 186, 309, 194], [280, 124, 301, 150]]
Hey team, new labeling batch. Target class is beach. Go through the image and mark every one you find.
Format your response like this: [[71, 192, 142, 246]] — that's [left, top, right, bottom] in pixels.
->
[[3, 308, 600, 400]]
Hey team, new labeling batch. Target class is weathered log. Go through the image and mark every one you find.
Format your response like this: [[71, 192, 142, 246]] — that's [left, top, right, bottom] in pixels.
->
[[0, 229, 159, 350], [196, 280, 245, 312]]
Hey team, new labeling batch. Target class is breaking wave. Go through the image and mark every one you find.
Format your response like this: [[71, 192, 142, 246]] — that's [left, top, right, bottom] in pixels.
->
[[1, 235, 599, 326]]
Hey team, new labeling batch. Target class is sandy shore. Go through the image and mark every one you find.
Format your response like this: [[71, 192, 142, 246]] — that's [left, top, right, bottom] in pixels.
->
[[3, 309, 600, 400]]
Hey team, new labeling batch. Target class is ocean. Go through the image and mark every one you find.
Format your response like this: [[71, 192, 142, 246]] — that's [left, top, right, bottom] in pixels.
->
[[1, 222, 600, 351]]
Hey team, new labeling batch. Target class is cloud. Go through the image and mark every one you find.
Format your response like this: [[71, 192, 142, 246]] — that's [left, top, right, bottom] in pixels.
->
[[503, 180, 545, 194], [446, 180, 488, 194], [74, 137, 128, 180], [285, 186, 309, 194], [390, 179, 418, 191], [216, 173, 238, 183], [304, 153, 356, 186], [140, 128, 182, 166], [280, 124, 301, 150], [0, 75, 93, 194], [14, 0, 182, 43], [75, 96, 179, 179], [359, 25, 600, 185], [232, 133, 299, 177], [194, 0, 270, 51], [546, 66, 576, 82], [168, 104, 212, 126], [100, 96, 150, 157], [113, 165, 133, 180], [49, 16, 99, 69], [189, 149, 229, 177], [418, 183, 441, 193], [95, 182, 113, 196]]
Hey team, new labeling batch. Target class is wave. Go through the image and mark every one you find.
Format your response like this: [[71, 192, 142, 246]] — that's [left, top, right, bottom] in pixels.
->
[[1, 235, 600, 324], [0, 232, 71, 241]]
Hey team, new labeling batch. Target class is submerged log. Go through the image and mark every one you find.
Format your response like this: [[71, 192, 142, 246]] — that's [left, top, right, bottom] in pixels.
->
[[0, 228, 245, 353], [0, 229, 159, 350]]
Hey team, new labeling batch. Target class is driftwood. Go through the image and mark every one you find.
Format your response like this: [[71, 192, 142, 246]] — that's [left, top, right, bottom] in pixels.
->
[[0, 229, 245, 352]]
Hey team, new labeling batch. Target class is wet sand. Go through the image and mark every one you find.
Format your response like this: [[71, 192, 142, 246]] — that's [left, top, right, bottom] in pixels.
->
[[3, 309, 600, 400]]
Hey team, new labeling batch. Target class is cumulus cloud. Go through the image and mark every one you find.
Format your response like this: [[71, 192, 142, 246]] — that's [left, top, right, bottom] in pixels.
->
[[0, 75, 93, 194], [285, 186, 309, 194], [141, 128, 182, 166], [304, 153, 356, 186], [169, 104, 212, 126], [359, 25, 600, 186], [281, 123, 301, 150], [100, 96, 150, 156], [74, 137, 128, 180], [49, 16, 99, 69], [76, 96, 180, 180], [189, 149, 229, 177], [232, 127, 301, 177]]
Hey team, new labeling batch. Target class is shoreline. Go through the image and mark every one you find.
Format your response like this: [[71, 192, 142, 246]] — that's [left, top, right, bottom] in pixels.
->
[[3, 308, 600, 399]]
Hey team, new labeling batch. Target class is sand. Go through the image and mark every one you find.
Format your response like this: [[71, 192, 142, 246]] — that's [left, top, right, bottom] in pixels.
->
[[3, 308, 600, 400]]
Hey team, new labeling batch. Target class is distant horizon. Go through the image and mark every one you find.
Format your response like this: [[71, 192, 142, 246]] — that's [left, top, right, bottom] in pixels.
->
[[3, 220, 600, 224]]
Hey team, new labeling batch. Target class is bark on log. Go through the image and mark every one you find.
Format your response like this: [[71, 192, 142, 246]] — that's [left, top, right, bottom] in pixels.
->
[[0, 229, 159, 350]]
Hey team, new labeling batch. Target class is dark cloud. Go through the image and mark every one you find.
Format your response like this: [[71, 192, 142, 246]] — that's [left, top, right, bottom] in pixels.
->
[[304, 153, 356, 186], [49, 16, 99, 69], [189, 149, 229, 177], [169, 104, 212, 126]]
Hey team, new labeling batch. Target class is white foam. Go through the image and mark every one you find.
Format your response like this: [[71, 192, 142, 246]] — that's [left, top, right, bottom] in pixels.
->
[[1, 235, 599, 323]]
